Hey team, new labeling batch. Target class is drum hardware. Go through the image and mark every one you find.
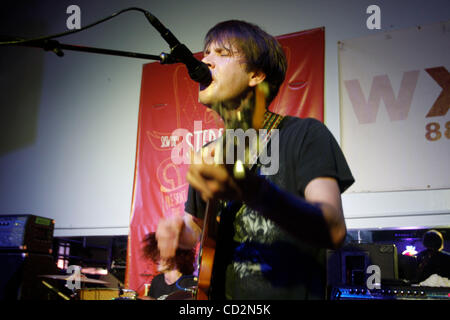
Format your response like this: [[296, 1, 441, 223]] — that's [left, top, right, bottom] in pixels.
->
[[163, 275, 197, 300], [165, 290, 194, 300], [79, 287, 137, 300], [41, 280, 71, 300], [176, 275, 197, 294], [38, 273, 139, 300], [111, 260, 126, 269]]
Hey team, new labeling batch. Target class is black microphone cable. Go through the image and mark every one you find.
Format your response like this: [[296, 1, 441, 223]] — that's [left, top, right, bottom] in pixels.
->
[[0, 7, 149, 46], [0, 7, 212, 86]]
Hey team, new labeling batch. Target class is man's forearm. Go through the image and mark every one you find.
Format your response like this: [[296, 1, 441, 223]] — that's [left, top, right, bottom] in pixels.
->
[[178, 214, 202, 249], [244, 176, 338, 248]]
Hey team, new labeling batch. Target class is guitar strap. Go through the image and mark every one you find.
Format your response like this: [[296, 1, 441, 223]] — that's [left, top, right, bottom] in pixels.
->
[[261, 111, 285, 139], [209, 110, 284, 300], [251, 110, 284, 168]]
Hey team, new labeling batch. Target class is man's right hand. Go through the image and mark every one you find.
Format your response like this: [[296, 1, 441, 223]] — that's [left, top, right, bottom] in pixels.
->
[[155, 214, 184, 259], [155, 213, 202, 259]]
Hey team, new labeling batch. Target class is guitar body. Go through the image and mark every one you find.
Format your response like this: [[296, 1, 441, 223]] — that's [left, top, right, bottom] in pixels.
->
[[196, 200, 218, 300], [196, 244, 215, 299]]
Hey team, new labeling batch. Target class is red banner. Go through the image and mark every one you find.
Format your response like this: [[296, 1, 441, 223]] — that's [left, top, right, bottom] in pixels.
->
[[126, 27, 325, 296]]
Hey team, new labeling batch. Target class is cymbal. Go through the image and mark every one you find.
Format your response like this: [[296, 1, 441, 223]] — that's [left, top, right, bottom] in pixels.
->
[[39, 274, 109, 284]]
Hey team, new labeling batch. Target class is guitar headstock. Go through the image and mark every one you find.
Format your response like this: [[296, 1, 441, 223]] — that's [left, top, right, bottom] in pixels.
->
[[210, 82, 270, 179], [211, 81, 269, 131]]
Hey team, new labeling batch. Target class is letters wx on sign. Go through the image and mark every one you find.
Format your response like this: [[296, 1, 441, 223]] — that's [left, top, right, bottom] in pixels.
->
[[345, 66, 450, 142]]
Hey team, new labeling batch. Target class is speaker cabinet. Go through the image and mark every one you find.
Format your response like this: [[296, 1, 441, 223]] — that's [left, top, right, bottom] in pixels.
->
[[0, 252, 58, 300]]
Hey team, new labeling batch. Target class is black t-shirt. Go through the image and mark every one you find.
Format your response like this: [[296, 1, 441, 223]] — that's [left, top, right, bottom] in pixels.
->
[[149, 273, 197, 300], [185, 116, 354, 299]]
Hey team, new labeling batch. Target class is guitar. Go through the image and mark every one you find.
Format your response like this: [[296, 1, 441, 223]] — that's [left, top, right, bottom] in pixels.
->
[[195, 83, 271, 300]]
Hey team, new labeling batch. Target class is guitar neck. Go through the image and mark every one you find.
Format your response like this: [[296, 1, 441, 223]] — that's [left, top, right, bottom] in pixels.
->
[[195, 82, 271, 300]]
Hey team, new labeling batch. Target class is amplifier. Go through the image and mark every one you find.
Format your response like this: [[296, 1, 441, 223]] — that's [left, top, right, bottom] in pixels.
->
[[0, 215, 54, 254], [327, 243, 398, 287], [331, 285, 450, 300]]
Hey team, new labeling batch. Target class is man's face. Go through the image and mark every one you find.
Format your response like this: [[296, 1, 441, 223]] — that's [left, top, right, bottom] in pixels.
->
[[199, 41, 253, 109]]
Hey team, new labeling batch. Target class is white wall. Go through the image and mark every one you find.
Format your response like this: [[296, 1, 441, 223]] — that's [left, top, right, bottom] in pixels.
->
[[0, 0, 449, 236]]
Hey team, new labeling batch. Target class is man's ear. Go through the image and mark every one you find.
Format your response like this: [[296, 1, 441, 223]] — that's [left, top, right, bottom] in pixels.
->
[[249, 70, 266, 87]]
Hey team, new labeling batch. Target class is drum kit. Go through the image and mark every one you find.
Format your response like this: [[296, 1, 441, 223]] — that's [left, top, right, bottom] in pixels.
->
[[38, 272, 195, 300], [38, 273, 137, 300]]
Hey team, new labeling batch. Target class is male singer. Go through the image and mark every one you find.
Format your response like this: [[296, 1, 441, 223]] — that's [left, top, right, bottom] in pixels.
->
[[156, 20, 354, 299]]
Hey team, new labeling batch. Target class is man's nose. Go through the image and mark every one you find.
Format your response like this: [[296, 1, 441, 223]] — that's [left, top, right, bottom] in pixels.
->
[[201, 56, 214, 69]]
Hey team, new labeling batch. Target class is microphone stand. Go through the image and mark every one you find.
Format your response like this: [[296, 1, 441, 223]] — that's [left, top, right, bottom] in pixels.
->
[[0, 7, 210, 83], [1, 36, 174, 63]]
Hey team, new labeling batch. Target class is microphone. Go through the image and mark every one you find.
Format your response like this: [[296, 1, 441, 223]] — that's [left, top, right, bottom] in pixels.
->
[[143, 11, 212, 87]]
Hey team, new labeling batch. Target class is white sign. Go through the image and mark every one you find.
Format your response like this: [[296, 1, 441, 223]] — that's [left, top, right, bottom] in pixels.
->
[[339, 21, 450, 192]]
